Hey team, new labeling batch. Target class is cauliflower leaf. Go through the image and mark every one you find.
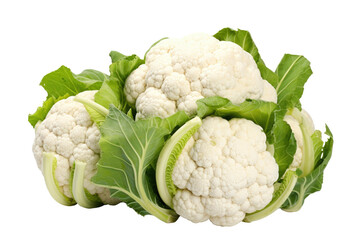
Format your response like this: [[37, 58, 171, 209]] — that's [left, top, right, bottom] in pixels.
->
[[91, 106, 188, 223], [275, 54, 312, 109], [156, 117, 202, 208], [71, 160, 103, 208], [281, 125, 333, 212], [94, 54, 144, 114], [196, 96, 277, 136], [28, 66, 108, 127], [40, 66, 108, 98], [28, 94, 69, 127], [42, 152, 76, 206]]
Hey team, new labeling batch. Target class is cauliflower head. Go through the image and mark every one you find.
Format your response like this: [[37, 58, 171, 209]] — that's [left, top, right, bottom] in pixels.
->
[[32, 90, 118, 205], [171, 116, 279, 226], [125, 33, 277, 119]]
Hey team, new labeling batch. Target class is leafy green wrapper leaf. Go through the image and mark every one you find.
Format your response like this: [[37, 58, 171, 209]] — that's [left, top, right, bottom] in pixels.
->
[[275, 54, 312, 109], [271, 113, 297, 178], [109, 51, 126, 63], [40, 66, 107, 98], [281, 125, 333, 212], [94, 54, 144, 115], [28, 94, 69, 127], [91, 106, 188, 223], [214, 28, 279, 88], [196, 96, 277, 136], [75, 69, 109, 85], [29, 66, 108, 127]]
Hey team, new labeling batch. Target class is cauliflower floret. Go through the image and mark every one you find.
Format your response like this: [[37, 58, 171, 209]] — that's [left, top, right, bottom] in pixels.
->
[[172, 116, 279, 226], [260, 80, 278, 103], [32, 90, 119, 205], [125, 33, 277, 119], [135, 87, 176, 119]]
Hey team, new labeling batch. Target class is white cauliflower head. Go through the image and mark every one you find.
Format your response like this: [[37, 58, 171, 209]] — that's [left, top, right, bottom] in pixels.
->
[[32, 90, 118, 205], [171, 116, 279, 226], [125, 33, 277, 119]]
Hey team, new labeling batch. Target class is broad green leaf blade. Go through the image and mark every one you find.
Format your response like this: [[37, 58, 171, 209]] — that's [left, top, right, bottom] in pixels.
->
[[214, 28, 260, 61], [312, 130, 324, 168], [156, 117, 202, 208], [215, 100, 277, 135], [74, 69, 109, 89], [109, 55, 144, 86], [109, 51, 126, 63], [40, 66, 105, 98], [76, 69, 109, 81], [272, 112, 298, 178], [94, 54, 144, 113], [28, 94, 69, 127], [91, 106, 183, 223], [196, 96, 277, 135], [94, 77, 121, 109], [275, 54, 312, 109], [282, 125, 334, 212], [30, 66, 107, 127], [42, 152, 76, 206], [72, 160, 103, 208], [155, 111, 190, 133], [244, 170, 298, 222], [214, 28, 279, 88], [196, 96, 231, 118]]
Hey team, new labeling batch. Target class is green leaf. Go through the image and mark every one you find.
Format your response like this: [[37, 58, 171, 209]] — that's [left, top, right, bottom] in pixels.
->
[[94, 54, 144, 114], [42, 152, 76, 206], [28, 94, 69, 127], [91, 106, 188, 223], [109, 51, 126, 63], [75, 69, 109, 89], [312, 130, 324, 168], [196, 96, 277, 136], [29, 66, 108, 127], [281, 125, 333, 212], [244, 170, 298, 222], [271, 113, 298, 178], [156, 117, 202, 208], [40, 66, 106, 99], [275, 54, 312, 109], [72, 160, 103, 208], [214, 27, 279, 88]]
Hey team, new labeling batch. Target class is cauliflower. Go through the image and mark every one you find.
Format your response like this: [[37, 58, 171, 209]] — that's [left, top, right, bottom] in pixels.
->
[[171, 116, 278, 226], [125, 33, 277, 119], [32, 90, 119, 205]]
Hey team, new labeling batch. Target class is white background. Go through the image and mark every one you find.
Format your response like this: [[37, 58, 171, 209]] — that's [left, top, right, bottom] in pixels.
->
[[1, 0, 358, 239]]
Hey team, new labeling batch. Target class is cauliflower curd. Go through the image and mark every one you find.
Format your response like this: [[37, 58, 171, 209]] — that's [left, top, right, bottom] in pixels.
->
[[125, 33, 277, 119], [32, 91, 118, 204], [171, 116, 279, 226]]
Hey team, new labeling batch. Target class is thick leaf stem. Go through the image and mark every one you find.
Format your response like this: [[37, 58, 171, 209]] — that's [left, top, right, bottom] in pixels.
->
[[74, 96, 109, 116]]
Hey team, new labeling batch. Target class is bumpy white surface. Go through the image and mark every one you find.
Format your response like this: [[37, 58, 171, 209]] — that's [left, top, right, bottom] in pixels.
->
[[125, 33, 277, 119], [172, 116, 279, 226], [32, 91, 118, 204]]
